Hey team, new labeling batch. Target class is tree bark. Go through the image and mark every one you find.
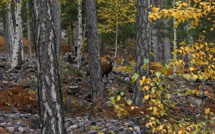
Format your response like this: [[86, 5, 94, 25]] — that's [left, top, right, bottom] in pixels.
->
[[5, 2, 13, 59], [51, 0, 61, 58], [77, 0, 83, 68], [173, 0, 177, 77], [133, 0, 151, 106], [85, 0, 104, 102], [26, 0, 32, 59], [11, 0, 23, 68], [33, 0, 66, 133], [163, 19, 171, 64]]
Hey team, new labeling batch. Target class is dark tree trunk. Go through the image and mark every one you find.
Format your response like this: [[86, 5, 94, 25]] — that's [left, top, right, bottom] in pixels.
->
[[26, 0, 32, 59], [85, 0, 104, 102], [52, 0, 61, 58], [33, 0, 66, 133], [133, 0, 151, 106]]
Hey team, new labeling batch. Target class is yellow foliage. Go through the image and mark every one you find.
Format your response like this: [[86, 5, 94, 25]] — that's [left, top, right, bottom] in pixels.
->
[[97, 0, 136, 34], [149, 1, 215, 28]]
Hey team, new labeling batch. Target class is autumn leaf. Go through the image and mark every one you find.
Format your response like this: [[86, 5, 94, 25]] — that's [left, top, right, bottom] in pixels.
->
[[152, 7, 160, 13], [204, 108, 210, 114], [142, 95, 150, 102]]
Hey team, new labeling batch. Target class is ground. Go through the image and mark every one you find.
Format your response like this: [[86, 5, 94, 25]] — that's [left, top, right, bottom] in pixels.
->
[[0, 37, 215, 133]]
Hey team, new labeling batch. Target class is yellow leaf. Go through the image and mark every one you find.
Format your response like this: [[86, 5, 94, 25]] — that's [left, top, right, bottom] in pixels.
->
[[117, 95, 121, 101], [205, 46, 210, 51], [178, 130, 185, 134], [152, 7, 160, 12], [152, 15, 157, 21], [146, 122, 153, 127], [195, 90, 200, 96], [140, 76, 146, 86], [142, 95, 150, 102], [152, 106, 158, 115], [157, 91, 162, 98], [186, 74, 191, 81], [191, 53, 196, 58], [182, 3, 188, 7], [131, 106, 136, 110], [192, 74, 198, 81], [205, 108, 210, 114], [185, 46, 190, 52], [144, 86, 150, 90]]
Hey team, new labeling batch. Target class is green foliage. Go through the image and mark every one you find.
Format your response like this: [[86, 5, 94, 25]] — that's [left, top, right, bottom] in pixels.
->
[[110, 0, 215, 131], [61, 0, 78, 29], [108, 89, 132, 117]]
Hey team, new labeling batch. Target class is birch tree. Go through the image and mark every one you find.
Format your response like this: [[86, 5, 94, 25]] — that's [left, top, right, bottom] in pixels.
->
[[11, 0, 24, 68], [33, 0, 66, 133], [77, 0, 83, 68]]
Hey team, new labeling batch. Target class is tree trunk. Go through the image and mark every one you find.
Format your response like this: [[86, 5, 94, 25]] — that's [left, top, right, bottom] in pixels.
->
[[77, 0, 83, 68], [11, 0, 23, 68], [133, 0, 151, 106], [26, 0, 32, 59], [73, 22, 78, 55], [114, 11, 119, 67], [163, 0, 171, 64], [85, 0, 104, 102], [173, 0, 177, 77], [33, 0, 66, 133], [52, 0, 61, 58], [6, 2, 14, 61], [151, 27, 159, 62], [5, 4, 11, 59], [163, 19, 171, 64], [151, 0, 166, 63]]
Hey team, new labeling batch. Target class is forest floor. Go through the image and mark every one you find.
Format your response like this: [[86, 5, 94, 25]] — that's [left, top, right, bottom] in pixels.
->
[[0, 37, 215, 133]]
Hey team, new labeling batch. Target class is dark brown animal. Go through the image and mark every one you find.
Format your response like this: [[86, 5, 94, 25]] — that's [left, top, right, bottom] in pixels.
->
[[101, 58, 114, 78]]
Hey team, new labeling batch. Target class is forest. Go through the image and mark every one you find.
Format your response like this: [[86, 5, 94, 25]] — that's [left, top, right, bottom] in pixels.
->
[[0, 0, 214, 134]]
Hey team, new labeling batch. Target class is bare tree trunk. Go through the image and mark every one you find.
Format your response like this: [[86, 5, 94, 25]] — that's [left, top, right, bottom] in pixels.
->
[[163, 19, 171, 64], [114, 11, 119, 67], [11, 0, 23, 68], [5, 5, 10, 58], [73, 22, 78, 54], [133, 0, 151, 106], [6, 2, 14, 61], [33, 0, 66, 133], [151, 28, 159, 62], [151, 0, 169, 63], [77, 0, 83, 68], [26, 0, 32, 59], [85, 0, 104, 102], [173, 0, 177, 77], [52, 0, 61, 58]]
